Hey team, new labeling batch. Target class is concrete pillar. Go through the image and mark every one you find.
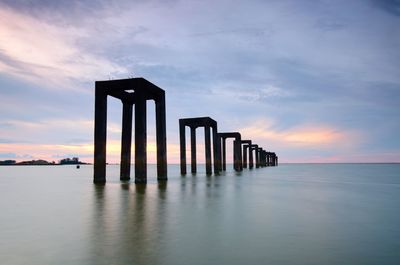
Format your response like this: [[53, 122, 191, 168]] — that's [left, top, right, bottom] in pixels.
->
[[261, 150, 264, 167], [233, 140, 243, 171], [190, 126, 196, 173], [120, 102, 133, 181], [243, 145, 248, 168], [135, 98, 147, 183], [205, 126, 212, 175], [155, 96, 167, 180], [263, 151, 267, 167], [255, 148, 260, 168], [94, 89, 107, 183], [249, 147, 254, 169], [179, 120, 186, 175], [212, 126, 220, 174], [233, 140, 238, 171], [222, 137, 226, 171]]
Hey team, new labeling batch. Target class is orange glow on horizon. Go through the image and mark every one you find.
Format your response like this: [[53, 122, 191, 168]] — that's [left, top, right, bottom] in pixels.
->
[[240, 120, 353, 147], [0, 141, 181, 164]]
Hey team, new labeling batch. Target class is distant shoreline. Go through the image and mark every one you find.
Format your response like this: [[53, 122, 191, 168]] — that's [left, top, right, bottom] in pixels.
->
[[1, 162, 399, 166], [0, 163, 92, 166]]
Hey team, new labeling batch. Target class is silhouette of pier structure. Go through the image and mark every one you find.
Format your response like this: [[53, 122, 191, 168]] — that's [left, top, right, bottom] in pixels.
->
[[266, 152, 278, 166], [177, 117, 279, 175], [179, 117, 220, 175], [218, 132, 243, 171], [93, 77, 278, 183], [240, 140, 253, 169], [93, 78, 167, 183]]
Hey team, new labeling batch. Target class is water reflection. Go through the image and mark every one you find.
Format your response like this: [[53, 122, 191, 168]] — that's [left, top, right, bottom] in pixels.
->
[[89, 182, 168, 265]]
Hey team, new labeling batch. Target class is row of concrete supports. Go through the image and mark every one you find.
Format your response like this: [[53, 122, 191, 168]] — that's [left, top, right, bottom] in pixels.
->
[[93, 78, 278, 183], [179, 116, 278, 175]]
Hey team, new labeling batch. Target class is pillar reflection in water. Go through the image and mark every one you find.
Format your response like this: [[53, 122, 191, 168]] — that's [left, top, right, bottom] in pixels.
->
[[90, 183, 168, 264]]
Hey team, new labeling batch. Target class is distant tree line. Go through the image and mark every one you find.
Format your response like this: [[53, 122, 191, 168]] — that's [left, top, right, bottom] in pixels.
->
[[0, 157, 88, 166]]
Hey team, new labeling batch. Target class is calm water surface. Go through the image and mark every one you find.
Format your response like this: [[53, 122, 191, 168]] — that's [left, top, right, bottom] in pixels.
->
[[0, 164, 399, 265]]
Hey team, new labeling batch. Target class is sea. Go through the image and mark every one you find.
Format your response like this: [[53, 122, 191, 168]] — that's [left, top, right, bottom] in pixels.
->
[[0, 163, 399, 265]]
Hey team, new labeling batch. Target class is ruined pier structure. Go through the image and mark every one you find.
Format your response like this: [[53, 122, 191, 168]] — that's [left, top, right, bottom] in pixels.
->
[[179, 117, 220, 175], [179, 116, 278, 175], [219, 132, 243, 171], [94, 78, 167, 183], [93, 77, 278, 183]]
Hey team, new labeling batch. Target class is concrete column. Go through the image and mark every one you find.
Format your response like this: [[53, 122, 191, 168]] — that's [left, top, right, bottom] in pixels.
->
[[262, 151, 267, 167], [135, 98, 147, 183], [255, 148, 260, 168], [94, 89, 107, 183], [249, 147, 254, 169], [243, 145, 248, 168], [212, 126, 220, 174], [190, 126, 196, 173], [155, 96, 167, 180], [222, 137, 226, 171], [233, 140, 238, 171], [261, 150, 265, 167], [205, 126, 212, 175], [179, 120, 186, 175], [235, 139, 243, 171], [120, 102, 132, 181]]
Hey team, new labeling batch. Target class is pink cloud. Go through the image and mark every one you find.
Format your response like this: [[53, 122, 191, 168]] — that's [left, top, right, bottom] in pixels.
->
[[239, 119, 361, 149]]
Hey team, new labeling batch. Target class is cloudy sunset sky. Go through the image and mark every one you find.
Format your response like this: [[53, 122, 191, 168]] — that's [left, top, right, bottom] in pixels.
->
[[0, 0, 399, 163]]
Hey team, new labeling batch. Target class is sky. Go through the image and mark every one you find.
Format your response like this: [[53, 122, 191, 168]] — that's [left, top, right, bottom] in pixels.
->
[[0, 0, 399, 163]]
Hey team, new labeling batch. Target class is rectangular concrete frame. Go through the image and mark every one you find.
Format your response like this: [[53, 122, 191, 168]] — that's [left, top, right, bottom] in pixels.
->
[[248, 144, 260, 168], [94, 78, 167, 183], [218, 132, 243, 171], [240, 140, 252, 169], [179, 117, 220, 175]]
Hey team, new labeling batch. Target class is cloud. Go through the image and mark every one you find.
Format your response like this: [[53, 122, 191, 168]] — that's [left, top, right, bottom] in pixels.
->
[[0, 119, 95, 144], [0, 152, 32, 159], [0, 0, 399, 164], [239, 118, 362, 149], [372, 0, 400, 17], [0, 5, 127, 90], [210, 83, 293, 102]]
